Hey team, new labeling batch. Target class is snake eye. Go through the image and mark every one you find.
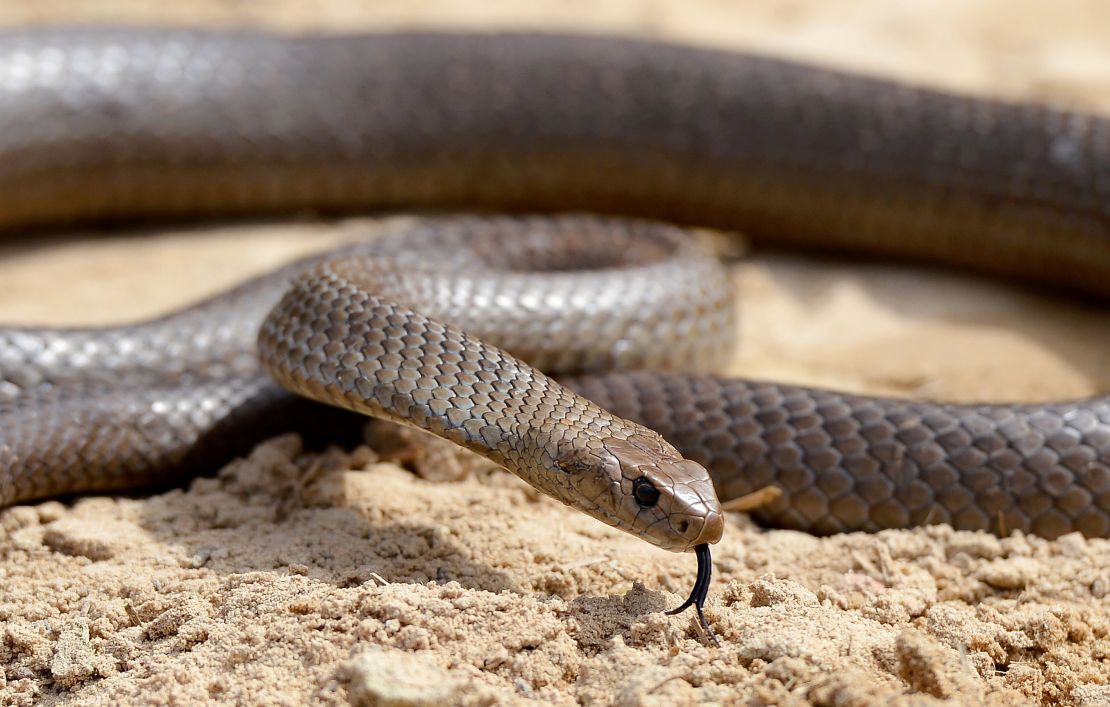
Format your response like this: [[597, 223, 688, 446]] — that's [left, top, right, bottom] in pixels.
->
[[633, 477, 660, 507]]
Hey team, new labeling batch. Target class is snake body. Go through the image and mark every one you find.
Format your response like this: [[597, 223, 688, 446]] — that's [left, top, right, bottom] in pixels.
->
[[1, 28, 1109, 546]]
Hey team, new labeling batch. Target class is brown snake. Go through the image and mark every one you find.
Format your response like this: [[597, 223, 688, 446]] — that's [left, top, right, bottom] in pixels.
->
[[2, 28, 1110, 636]]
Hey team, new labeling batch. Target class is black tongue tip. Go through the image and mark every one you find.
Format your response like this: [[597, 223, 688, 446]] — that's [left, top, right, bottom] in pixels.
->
[[665, 543, 719, 646]]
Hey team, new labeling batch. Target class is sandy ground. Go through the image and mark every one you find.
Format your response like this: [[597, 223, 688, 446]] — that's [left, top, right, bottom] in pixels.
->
[[2, 1, 1110, 705]]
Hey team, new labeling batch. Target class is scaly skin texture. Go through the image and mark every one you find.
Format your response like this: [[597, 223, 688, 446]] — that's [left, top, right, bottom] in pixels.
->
[[566, 375, 1110, 539], [0, 28, 1108, 543], [257, 219, 729, 550], [3, 217, 731, 551]]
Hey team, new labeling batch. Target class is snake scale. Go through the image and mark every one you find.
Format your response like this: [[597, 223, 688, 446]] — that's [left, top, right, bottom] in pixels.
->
[[2, 29, 1110, 596]]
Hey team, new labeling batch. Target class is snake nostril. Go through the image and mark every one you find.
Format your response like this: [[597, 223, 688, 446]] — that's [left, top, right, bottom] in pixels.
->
[[676, 519, 690, 535]]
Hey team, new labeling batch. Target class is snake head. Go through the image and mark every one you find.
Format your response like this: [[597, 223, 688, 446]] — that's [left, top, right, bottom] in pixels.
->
[[555, 432, 724, 552]]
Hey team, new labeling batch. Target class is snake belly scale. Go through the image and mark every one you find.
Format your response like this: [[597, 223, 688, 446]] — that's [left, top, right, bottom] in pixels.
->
[[2, 28, 1110, 634]]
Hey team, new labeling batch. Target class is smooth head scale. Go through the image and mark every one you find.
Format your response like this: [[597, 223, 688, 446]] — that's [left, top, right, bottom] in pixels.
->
[[553, 432, 724, 552]]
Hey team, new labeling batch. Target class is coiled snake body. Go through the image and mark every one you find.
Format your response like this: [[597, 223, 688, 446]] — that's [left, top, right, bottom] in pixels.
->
[[2, 30, 1110, 573]]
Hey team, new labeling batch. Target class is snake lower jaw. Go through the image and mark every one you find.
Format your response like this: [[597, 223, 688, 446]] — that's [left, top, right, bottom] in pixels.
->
[[668, 510, 725, 552], [638, 510, 725, 553]]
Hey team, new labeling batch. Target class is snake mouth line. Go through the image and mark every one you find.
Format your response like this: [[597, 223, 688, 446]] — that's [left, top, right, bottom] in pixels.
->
[[665, 543, 718, 646]]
